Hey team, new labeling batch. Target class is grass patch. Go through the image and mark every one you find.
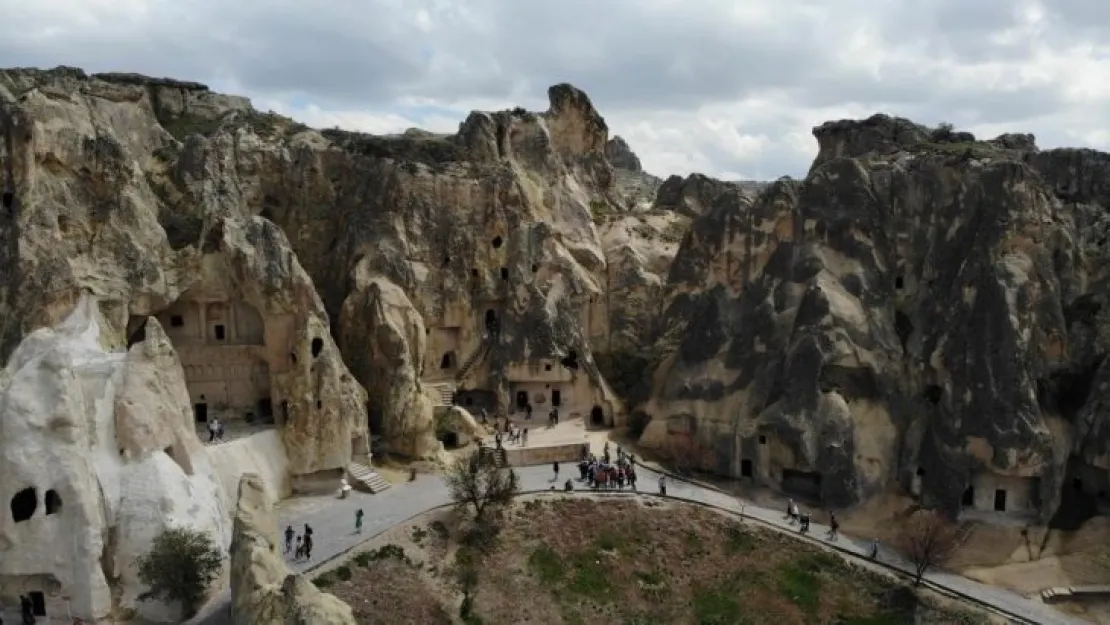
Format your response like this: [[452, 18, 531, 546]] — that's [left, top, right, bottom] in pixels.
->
[[567, 552, 613, 600], [777, 559, 821, 615], [528, 544, 565, 583], [723, 522, 757, 554], [313, 572, 334, 588], [334, 565, 352, 581], [411, 525, 428, 543], [693, 584, 743, 625], [353, 552, 373, 567]]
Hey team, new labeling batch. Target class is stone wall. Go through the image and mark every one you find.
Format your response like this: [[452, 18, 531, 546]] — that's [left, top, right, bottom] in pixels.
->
[[504, 442, 587, 466]]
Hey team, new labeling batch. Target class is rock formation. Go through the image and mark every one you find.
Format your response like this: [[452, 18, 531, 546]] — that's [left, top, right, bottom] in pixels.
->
[[229, 473, 355, 625], [641, 113, 1110, 525], [0, 295, 230, 622]]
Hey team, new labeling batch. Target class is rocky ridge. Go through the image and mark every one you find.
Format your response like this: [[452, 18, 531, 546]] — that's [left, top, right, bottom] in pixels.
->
[[642, 113, 1110, 524]]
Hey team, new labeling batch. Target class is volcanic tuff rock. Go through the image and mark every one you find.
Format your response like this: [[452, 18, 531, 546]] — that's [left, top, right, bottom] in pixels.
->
[[229, 473, 356, 625], [642, 112, 1110, 522], [0, 66, 692, 460], [0, 296, 231, 622]]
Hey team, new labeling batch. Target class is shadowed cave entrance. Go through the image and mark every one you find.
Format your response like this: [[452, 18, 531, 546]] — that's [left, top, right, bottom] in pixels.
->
[[782, 469, 822, 500]]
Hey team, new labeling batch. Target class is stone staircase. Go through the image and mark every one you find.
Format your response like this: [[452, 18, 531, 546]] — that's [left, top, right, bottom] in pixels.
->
[[426, 381, 457, 406], [455, 335, 492, 382], [478, 444, 508, 468], [347, 462, 391, 493]]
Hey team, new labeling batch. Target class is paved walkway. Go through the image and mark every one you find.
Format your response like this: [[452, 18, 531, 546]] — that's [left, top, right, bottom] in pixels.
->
[[189, 464, 1084, 625]]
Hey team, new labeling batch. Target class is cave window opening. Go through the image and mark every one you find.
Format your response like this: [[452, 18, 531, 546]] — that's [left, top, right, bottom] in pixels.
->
[[10, 487, 37, 523], [2, 192, 13, 209], [316, 400, 322, 410], [516, 391, 528, 408], [759, 435, 767, 445], [531, 263, 539, 273], [44, 489, 61, 515], [924, 385, 943, 405], [994, 489, 1007, 512], [590, 405, 604, 425], [170, 315, 184, 328], [895, 275, 904, 290], [544, 363, 552, 371], [441, 352, 455, 370], [560, 350, 579, 370], [127, 318, 148, 348], [491, 236, 503, 249], [471, 269, 479, 277], [500, 267, 509, 281], [194, 402, 208, 423], [311, 337, 324, 358], [258, 398, 273, 418], [484, 310, 498, 333], [961, 486, 974, 507], [1074, 478, 1084, 490], [214, 324, 226, 341], [290, 352, 298, 365], [29, 592, 45, 617], [551, 390, 562, 407], [741, 459, 753, 477], [916, 467, 925, 477], [443, 255, 451, 267]]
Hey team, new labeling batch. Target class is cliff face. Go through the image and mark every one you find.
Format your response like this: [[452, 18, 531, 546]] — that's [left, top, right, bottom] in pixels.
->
[[643, 113, 1110, 522], [0, 66, 690, 460]]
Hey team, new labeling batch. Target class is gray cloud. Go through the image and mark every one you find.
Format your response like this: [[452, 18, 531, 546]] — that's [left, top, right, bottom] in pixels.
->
[[0, 0, 1106, 179]]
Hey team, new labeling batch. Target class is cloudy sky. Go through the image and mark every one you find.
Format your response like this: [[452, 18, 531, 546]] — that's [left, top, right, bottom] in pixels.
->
[[2, 0, 1108, 180]]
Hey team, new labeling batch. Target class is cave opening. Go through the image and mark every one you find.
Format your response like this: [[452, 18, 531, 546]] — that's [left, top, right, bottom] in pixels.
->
[[126, 316, 149, 348], [443, 255, 451, 267], [894, 310, 913, 351], [311, 337, 324, 358], [11, 487, 37, 523], [440, 352, 455, 370], [2, 191, 13, 209], [531, 263, 539, 273], [491, 236, 503, 249], [782, 469, 822, 500], [923, 385, 943, 405], [44, 489, 62, 515], [471, 269, 479, 277], [500, 267, 509, 280], [560, 350, 579, 370], [895, 275, 905, 290], [214, 324, 226, 341], [170, 315, 184, 327], [439, 431, 460, 448], [590, 405, 605, 426], [961, 486, 974, 507]]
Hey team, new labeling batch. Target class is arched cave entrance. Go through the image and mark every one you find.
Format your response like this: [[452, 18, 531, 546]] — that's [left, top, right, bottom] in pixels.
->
[[11, 487, 37, 522], [441, 352, 456, 370], [439, 431, 460, 449], [590, 405, 605, 426], [311, 337, 324, 358]]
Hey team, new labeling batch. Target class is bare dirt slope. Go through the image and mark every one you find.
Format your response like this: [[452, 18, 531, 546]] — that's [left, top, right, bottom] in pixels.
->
[[315, 496, 993, 625]]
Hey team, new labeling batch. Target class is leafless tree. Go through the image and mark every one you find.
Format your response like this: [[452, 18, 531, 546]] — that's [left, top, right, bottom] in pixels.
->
[[443, 449, 520, 522], [896, 509, 960, 585]]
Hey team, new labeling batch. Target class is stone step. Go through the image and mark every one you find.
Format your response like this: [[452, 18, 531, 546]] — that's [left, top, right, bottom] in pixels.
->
[[347, 462, 392, 493], [425, 381, 456, 406]]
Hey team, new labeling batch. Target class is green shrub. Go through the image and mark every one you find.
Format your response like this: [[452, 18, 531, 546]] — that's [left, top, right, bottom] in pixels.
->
[[136, 526, 223, 619]]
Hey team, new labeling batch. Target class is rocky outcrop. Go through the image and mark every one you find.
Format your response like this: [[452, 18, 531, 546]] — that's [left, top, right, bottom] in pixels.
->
[[229, 473, 355, 625], [339, 274, 438, 457], [605, 136, 643, 172], [0, 295, 230, 622], [642, 114, 1110, 523]]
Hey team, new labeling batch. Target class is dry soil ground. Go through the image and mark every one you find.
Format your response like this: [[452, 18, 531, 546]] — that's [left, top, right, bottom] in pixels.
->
[[314, 494, 994, 625]]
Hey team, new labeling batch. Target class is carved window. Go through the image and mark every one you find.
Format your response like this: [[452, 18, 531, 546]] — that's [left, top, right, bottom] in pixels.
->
[[170, 315, 184, 327], [214, 324, 226, 341], [44, 489, 61, 515], [10, 487, 37, 523]]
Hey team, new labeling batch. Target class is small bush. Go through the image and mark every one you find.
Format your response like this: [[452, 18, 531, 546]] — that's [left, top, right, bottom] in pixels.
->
[[314, 573, 334, 588], [411, 525, 428, 543], [335, 565, 352, 581], [778, 559, 821, 615], [353, 552, 372, 567], [693, 584, 742, 624], [136, 525, 223, 619], [429, 520, 450, 539]]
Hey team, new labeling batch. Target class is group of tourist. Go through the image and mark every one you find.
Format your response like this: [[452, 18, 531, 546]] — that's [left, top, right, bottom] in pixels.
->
[[284, 523, 315, 561], [570, 442, 642, 490], [786, 498, 843, 539]]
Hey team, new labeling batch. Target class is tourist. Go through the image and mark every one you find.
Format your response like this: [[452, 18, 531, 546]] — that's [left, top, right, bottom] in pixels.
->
[[786, 499, 798, 524], [20, 595, 33, 624], [294, 536, 304, 560], [564, 479, 573, 492], [284, 525, 295, 553], [869, 539, 880, 560], [658, 475, 666, 495], [495, 431, 503, 449], [216, 420, 225, 442], [827, 513, 839, 541], [207, 418, 219, 443], [628, 467, 637, 490], [552, 460, 560, 481], [522, 428, 528, 446], [479, 408, 488, 425], [355, 508, 364, 534], [304, 523, 314, 540], [799, 513, 811, 534], [303, 533, 313, 560]]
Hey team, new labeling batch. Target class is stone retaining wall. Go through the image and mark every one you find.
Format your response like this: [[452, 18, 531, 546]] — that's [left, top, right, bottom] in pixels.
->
[[504, 443, 586, 466]]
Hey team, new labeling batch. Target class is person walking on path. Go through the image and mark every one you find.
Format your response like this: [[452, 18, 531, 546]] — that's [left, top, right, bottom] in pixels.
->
[[355, 508, 364, 534], [303, 533, 313, 560], [552, 461, 560, 481], [284, 525, 295, 554], [658, 475, 666, 495], [207, 418, 219, 443], [827, 513, 840, 541]]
